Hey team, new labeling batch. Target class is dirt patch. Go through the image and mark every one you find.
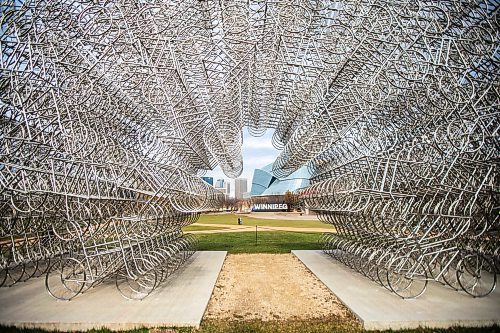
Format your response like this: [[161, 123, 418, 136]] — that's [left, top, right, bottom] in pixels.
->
[[204, 253, 358, 323]]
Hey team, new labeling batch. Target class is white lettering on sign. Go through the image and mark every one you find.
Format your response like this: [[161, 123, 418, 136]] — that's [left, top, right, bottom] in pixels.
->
[[251, 203, 288, 211]]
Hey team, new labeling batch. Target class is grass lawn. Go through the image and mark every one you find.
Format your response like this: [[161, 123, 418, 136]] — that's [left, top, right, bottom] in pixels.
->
[[2, 322, 498, 333], [195, 230, 321, 253], [197, 213, 333, 229]]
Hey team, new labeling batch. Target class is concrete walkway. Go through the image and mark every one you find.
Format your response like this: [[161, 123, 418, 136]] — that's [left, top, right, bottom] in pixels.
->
[[187, 223, 334, 234], [293, 250, 500, 330], [0, 251, 226, 331]]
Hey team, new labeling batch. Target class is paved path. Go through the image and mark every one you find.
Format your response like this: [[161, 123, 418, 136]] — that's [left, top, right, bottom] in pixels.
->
[[239, 212, 320, 220], [187, 223, 335, 234], [0, 252, 226, 331], [293, 250, 500, 330]]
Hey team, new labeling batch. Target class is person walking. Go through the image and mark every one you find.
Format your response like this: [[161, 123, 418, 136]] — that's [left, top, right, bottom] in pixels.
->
[[237, 217, 242, 225]]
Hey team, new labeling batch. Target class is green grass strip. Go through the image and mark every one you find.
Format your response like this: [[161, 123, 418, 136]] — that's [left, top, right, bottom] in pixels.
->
[[196, 231, 321, 253], [1, 323, 498, 333], [197, 213, 333, 229]]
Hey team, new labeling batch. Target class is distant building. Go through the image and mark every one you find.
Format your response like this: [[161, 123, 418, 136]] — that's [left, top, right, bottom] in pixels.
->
[[225, 181, 231, 198], [250, 163, 310, 197], [215, 186, 228, 197], [215, 178, 225, 188], [235, 178, 247, 200], [201, 176, 213, 186], [214, 178, 229, 199], [249, 163, 311, 211]]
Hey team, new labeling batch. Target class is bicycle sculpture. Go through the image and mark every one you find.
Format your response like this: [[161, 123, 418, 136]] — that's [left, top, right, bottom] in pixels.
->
[[1, 0, 498, 300]]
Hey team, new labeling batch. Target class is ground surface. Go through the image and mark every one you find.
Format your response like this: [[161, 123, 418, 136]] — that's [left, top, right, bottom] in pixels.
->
[[204, 253, 357, 324], [3, 213, 498, 333], [185, 213, 334, 254], [241, 212, 320, 221], [196, 231, 322, 253], [187, 223, 333, 234], [184, 213, 333, 230]]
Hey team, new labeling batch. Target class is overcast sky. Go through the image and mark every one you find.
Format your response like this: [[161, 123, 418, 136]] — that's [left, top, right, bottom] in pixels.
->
[[205, 127, 280, 197]]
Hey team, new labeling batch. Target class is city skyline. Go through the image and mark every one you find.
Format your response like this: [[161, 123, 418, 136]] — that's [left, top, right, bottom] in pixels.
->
[[205, 127, 279, 197]]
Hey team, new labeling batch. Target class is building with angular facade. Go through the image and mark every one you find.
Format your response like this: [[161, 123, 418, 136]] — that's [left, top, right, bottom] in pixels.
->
[[201, 176, 214, 186], [250, 163, 311, 197]]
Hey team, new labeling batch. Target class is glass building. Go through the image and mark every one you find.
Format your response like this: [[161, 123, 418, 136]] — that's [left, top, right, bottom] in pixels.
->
[[201, 176, 213, 186], [250, 163, 310, 197]]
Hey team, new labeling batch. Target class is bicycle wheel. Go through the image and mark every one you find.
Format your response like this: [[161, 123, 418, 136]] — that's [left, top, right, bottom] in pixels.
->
[[376, 250, 394, 289], [115, 257, 158, 300], [441, 253, 461, 291], [116, 267, 157, 300], [457, 254, 496, 297], [0, 266, 7, 288], [22, 259, 39, 282], [387, 256, 428, 299], [45, 258, 87, 300], [5, 262, 25, 287]]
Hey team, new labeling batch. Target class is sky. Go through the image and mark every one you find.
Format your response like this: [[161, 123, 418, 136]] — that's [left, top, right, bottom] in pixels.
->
[[204, 127, 280, 197]]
